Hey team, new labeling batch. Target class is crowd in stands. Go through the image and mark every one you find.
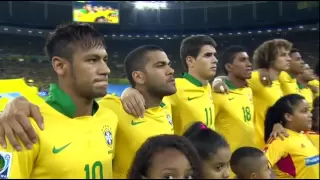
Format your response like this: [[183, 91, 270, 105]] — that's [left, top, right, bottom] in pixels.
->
[[0, 30, 318, 91]]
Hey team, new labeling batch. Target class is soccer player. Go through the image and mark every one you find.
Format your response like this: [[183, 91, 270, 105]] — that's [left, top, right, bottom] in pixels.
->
[[297, 63, 315, 108], [264, 94, 319, 179], [212, 46, 255, 153], [98, 45, 176, 178], [212, 39, 292, 149], [308, 61, 319, 97], [183, 122, 231, 179], [120, 35, 218, 135], [0, 23, 118, 178], [128, 134, 203, 179], [277, 48, 305, 95]]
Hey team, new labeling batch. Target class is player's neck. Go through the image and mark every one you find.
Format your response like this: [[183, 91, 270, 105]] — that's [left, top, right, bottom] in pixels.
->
[[227, 74, 247, 88], [297, 77, 309, 87], [58, 83, 94, 117], [267, 68, 281, 80], [187, 71, 208, 86], [286, 70, 299, 78], [135, 87, 162, 109]]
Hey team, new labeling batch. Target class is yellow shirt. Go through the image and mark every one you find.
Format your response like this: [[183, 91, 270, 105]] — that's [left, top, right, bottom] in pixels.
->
[[165, 73, 215, 135], [99, 95, 174, 178], [0, 101, 118, 178], [278, 71, 299, 95], [264, 129, 319, 179], [304, 131, 319, 150], [0, 78, 44, 111], [298, 83, 314, 110], [308, 79, 319, 97], [248, 71, 283, 149], [213, 80, 255, 152]]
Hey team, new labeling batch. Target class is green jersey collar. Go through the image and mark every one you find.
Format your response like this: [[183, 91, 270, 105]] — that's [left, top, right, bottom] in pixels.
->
[[297, 82, 304, 89], [182, 73, 203, 87], [224, 79, 237, 90], [46, 84, 99, 118]]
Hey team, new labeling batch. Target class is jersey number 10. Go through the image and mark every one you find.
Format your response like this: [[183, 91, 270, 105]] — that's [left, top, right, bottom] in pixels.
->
[[84, 161, 104, 179], [204, 107, 213, 126]]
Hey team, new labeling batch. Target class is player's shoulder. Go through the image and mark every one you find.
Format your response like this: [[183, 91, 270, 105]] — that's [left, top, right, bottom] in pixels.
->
[[98, 94, 122, 112]]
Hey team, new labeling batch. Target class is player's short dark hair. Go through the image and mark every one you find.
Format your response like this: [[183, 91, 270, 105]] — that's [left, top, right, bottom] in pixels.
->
[[124, 45, 164, 87], [183, 121, 229, 160], [230, 147, 266, 178], [45, 22, 105, 61], [127, 134, 203, 179], [180, 35, 217, 71], [264, 94, 305, 142], [218, 45, 247, 75], [252, 39, 292, 69]]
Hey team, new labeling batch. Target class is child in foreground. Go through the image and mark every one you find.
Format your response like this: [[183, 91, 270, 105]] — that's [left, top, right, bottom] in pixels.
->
[[183, 122, 231, 179], [264, 94, 319, 179], [230, 147, 271, 179], [127, 134, 204, 179]]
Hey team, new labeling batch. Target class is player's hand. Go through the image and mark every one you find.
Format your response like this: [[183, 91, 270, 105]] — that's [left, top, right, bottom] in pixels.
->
[[212, 76, 229, 94], [120, 87, 146, 118], [0, 96, 44, 151], [258, 68, 272, 86], [270, 123, 289, 140]]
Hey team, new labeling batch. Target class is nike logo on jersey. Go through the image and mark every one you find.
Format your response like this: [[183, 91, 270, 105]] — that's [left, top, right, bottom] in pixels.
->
[[188, 97, 197, 101], [228, 97, 235, 101], [131, 120, 146, 126], [52, 142, 72, 154]]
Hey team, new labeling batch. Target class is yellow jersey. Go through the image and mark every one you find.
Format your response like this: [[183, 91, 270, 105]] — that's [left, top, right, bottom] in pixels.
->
[[264, 129, 319, 179], [165, 73, 215, 135], [213, 80, 255, 152], [99, 95, 174, 178], [308, 79, 319, 97], [304, 131, 319, 150], [248, 71, 283, 149], [0, 78, 44, 111], [278, 71, 299, 95], [298, 83, 314, 110], [0, 97, 118, 178]]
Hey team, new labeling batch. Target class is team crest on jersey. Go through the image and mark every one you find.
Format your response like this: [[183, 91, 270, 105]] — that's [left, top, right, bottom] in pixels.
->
[[101, 125, 113, 148], [167, 114, 173, 126], [0, 152, 12, 179]]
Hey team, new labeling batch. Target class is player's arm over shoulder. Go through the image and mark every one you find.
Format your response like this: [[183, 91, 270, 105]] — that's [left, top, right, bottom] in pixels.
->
[[98, 94, 123, 114], [263, 137, 287, 167], [247, 71, 263, 91], [211, 92, 227, 113], [0, 118, 40, 178]]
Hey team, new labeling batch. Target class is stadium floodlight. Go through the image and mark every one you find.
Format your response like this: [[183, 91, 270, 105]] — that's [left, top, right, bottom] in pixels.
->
[[134, 1, 167, 10], [299, 26, 304, 29], [4, 28, 8, 31]]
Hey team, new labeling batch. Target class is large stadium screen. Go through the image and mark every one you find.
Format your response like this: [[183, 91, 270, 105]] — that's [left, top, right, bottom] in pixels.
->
[[72, 1, 119, 24]]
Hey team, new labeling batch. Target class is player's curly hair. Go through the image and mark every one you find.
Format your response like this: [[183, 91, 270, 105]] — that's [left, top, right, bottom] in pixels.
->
[[45, 22, 105, 61], [127, 134, 204, 179], [252, 39, 292, 69], [264, 94, 305, 142]]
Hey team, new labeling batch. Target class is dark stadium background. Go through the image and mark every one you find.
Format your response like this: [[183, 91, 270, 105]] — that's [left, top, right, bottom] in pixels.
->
[[0, 1, 319, 97]]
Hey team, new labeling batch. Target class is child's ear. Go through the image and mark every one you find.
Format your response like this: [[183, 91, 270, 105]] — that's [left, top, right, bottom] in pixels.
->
[[250, 173, 256, 179]]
